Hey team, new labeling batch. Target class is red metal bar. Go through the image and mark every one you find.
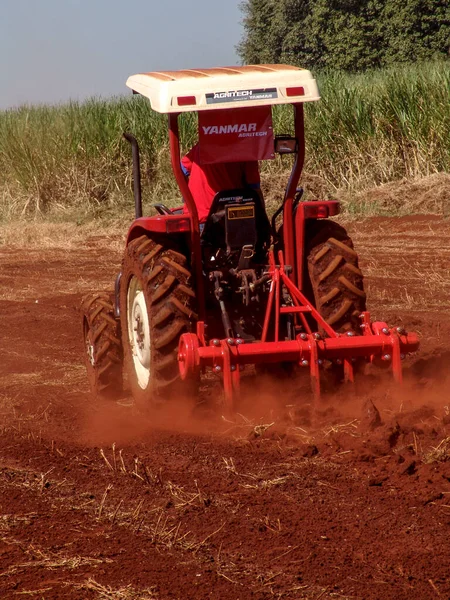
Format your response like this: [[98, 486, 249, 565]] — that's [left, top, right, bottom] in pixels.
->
[[343, 360, 354, 383], [280, 306, 311, 314], [196, 321, 206, 347], [274, 269, 280, 342], [276, 248, 312, 335], [188, 332, 419, 367], [292, 292, 313, 334], [263, 252, 318, 341], [229, 343, 241, 397], [360, 311, 373, 336], [287, 289, 312, 332], [280, 269, 338, 339], [371, 321, 387, 335], [261, 275, 276, 342], [390, 330, 402, 383], [295, 202, 306, 291], [299, 312, 312, 334], [308, 335, 320, 399], [168, 113, 205, 319], [220, 340, 233, 412], [283, 104, 305, 284]]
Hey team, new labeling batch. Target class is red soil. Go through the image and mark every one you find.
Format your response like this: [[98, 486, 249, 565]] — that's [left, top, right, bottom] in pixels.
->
[[0, 216, 449, 599]]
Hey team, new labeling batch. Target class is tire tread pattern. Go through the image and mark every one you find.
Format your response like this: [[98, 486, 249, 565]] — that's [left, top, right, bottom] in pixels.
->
[[81, 292, 122, 399], [307, 222, 366, 332], [120, 235, 197, 401]]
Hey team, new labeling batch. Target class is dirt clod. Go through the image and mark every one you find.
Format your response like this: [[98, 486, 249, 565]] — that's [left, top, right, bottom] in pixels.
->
[[361, 398, 383, 431], [402, 460, 418, 476]]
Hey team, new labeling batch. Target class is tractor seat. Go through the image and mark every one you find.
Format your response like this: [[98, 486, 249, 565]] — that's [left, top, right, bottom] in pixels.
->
[[201, 188, 271, 253]]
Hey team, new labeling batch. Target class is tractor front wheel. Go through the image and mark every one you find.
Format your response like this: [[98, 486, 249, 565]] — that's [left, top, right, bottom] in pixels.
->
[[120, 235, 197, 407], [81, 292, 122, 399]]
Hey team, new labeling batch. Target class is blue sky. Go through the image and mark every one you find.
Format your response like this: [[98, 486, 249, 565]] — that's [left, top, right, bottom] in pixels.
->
[[0, 0, 243, 109]]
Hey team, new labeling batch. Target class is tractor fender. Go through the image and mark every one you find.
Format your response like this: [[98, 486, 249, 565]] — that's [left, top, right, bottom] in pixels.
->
[[126, 216, 191, 245]]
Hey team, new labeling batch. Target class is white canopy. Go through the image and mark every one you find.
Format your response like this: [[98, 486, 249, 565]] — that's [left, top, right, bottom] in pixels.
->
[[126, 64, 320, 113]]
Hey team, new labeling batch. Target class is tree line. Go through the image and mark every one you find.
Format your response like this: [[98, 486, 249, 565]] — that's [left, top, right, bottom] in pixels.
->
[[238, 0, 449, 71]]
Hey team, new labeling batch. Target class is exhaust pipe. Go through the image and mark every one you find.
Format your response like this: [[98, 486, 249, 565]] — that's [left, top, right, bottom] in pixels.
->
[[123, 132, 143, 219]]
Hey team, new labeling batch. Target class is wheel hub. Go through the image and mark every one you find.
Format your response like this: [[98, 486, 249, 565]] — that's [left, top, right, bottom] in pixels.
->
[[127, 278, 151, 389], [86, 339, 95, 366], [84, 323, 95, 366], [131, 294, 150, 367]]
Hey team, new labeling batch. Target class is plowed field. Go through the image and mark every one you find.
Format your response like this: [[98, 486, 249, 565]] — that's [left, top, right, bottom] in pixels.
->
[[1, 216, 449, 600]]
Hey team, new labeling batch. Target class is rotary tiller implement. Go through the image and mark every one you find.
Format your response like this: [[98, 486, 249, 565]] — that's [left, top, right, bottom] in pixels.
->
[[178, 269, 419, 409], [82, 64, 419, 409]]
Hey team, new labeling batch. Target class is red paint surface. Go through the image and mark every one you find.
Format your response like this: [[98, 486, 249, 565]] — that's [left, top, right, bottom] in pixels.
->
[[198, 106, 274, 164], [181, 144, 260, 222]]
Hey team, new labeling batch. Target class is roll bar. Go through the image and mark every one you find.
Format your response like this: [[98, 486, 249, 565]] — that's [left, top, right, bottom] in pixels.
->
[[168, 114, 205, 318]]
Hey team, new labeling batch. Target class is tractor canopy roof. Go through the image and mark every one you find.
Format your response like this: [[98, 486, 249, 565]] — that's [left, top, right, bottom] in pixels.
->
[[126, 64, 320, 113]]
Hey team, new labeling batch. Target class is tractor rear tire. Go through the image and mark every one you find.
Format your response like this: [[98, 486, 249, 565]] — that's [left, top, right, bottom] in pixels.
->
[[82, 292, 122, 399], [120, 235, 198, 407], [306, 220, 366, 333]]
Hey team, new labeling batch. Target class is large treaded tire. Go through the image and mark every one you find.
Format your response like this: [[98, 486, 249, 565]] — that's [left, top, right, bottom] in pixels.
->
[[81, 292, 122, 399], [306, 220, 366, 333], [120, 235, 197, 406]]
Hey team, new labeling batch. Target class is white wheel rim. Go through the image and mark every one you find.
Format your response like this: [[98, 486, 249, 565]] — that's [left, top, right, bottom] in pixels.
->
[[84, 322, 95, 366], [127, 277, 151, 389]]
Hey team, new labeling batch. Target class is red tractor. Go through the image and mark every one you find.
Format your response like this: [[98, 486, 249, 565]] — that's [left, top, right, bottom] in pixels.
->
[[82, 64, 419, 410]]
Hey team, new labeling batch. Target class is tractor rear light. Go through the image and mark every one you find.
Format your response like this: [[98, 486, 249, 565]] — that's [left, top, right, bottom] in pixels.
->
[[304, 205, 329, 219], [177, 95, 196, 106], [166, 217, 190, 233], [286, 86, 305, 97]]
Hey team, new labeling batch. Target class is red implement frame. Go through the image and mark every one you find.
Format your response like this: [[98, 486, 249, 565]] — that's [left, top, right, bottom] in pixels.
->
[[178, 249, 420, 410]]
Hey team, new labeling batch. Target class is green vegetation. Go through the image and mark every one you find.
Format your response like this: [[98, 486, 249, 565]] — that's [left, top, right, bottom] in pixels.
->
[[0, 61, 449, 220], [238, 0, 450, 71]]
